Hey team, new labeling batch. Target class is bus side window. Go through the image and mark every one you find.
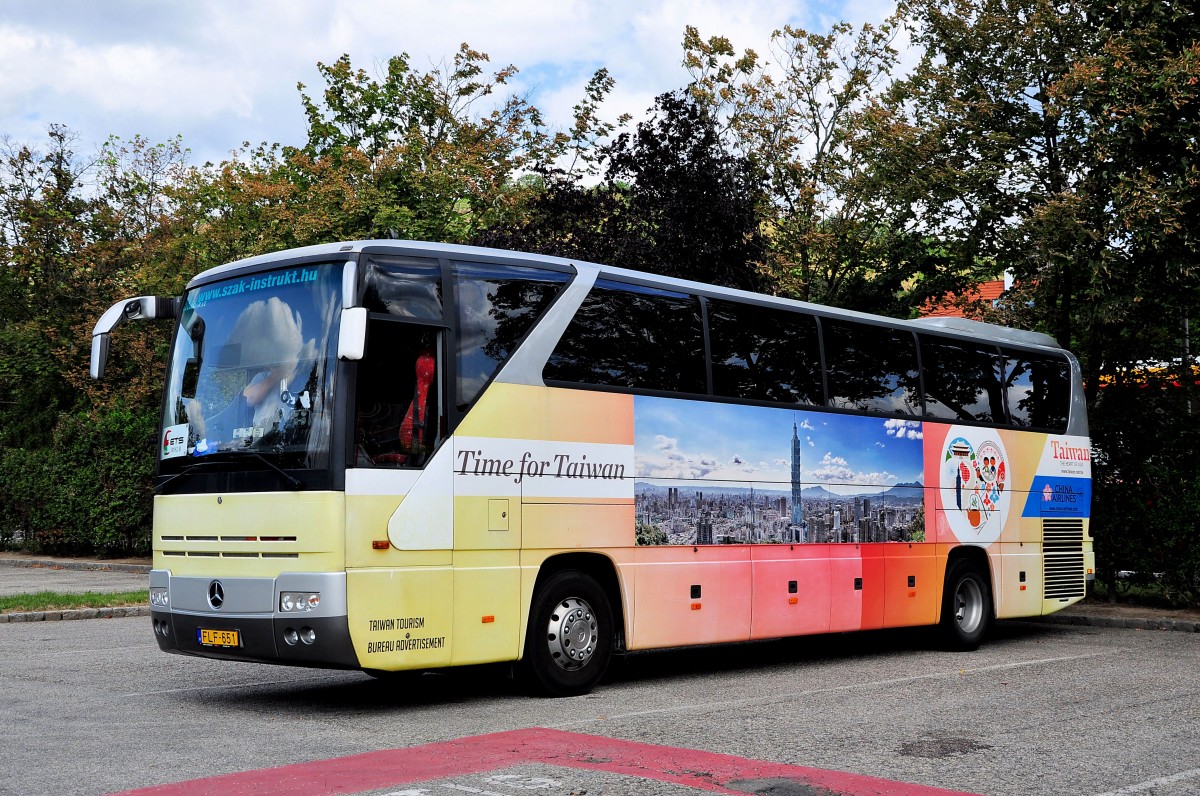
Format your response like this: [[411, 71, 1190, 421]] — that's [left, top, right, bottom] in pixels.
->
[[823, 320, 922, 415], [921, 336, 1004, 423], [355, 319, 442, 468], [545, 280, 706, 394], [362, 256, 444, 320], [708, 298, 823, 406], [452, 261, 570, 413], [1002, 349, 1070, 431]]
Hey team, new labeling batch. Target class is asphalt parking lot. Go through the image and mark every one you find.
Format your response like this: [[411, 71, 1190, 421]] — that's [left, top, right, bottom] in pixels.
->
[[2, 603, 1199, 796]]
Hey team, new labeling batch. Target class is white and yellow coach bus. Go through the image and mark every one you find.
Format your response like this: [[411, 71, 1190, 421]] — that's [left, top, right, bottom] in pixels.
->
[[91, 241, 1093, 696]]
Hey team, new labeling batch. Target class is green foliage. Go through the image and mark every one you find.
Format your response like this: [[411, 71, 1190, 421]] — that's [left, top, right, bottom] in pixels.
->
[[479, 90, 768, 291], [1091, 382, 1200, 607], [0, 406, 156, 555], [635, 520, 668, 546], [0, 21, 1196, 595], [683, 20, 935, 311]]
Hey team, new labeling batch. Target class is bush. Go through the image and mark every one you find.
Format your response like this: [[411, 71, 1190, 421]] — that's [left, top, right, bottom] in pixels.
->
[[1090, 381, 1200, 608], [0, 406, 156, 556]]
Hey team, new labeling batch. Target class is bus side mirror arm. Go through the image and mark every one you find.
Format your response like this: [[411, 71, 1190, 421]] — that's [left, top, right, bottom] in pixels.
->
[[90, 296, 181, 380]]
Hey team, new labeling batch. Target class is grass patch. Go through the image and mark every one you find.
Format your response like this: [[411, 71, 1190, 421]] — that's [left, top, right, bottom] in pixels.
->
[[0, 589, 148, 614]]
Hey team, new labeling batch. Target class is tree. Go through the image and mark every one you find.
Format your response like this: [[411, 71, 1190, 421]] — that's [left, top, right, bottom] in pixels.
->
[[479, 90, 767, 292], [1056, 0, 1200, 600], [683, 20, 933, 311], [0, 126, 92, 446], [294, 46, 565, 243], [889, 0, 1200, 601]]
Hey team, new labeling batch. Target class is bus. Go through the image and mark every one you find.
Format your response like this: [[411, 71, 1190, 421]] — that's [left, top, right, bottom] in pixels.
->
[[90, 240, 1093, 696]]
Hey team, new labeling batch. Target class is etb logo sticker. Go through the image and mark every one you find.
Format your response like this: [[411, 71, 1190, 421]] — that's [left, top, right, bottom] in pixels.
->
[[162, 423, 188, 459]]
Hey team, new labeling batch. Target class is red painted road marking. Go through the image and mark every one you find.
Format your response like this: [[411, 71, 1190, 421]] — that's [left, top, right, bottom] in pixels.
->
[[115, 727, 982, 796]]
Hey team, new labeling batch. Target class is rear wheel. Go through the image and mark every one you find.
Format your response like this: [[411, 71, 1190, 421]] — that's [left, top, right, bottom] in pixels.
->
[[941, 559, 992, 650], [523, 570, 613, 697]]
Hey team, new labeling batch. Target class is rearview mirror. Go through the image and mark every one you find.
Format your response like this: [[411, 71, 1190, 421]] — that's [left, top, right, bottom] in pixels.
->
[[338, 307, 368, 361], [90, 295, 181, 379]]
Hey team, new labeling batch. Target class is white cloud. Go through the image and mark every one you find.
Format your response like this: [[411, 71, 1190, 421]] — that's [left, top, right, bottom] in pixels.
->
[[637, 437, 790, 483], [884, 418, 923, 440], [808, 452, 897, 487], [3, 0, 879, 167]]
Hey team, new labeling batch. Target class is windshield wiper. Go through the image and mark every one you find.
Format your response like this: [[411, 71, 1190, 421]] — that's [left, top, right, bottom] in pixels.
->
[[156, 451, 303, 494], [243, 452, 303, 490]]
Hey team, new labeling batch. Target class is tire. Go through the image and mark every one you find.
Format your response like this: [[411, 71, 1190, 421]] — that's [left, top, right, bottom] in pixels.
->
[[522, 570, 614, 697], [940, 559, 993, 650]]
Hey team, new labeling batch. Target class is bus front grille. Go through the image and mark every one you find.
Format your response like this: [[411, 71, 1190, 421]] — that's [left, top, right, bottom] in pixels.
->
[[159, 535, 301, 559], [1043, 518, 1086, 600]]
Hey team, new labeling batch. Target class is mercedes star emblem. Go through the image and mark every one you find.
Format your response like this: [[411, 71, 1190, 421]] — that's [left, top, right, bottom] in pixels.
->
[[208, 580, 225, 609]]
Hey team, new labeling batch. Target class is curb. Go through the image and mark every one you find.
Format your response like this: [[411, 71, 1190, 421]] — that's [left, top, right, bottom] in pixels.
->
[[0, 557, 151, 574], [0, 605, 150, 624], [1030, 613, 1200, 634]]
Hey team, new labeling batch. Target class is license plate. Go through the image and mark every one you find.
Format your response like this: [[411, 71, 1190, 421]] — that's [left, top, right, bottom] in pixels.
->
[[197, 628, 240, 647]]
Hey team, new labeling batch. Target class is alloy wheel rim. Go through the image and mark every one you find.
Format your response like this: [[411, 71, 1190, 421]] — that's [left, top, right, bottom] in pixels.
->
[[955, 578, 984, 634], [545, 596, 598, 671]]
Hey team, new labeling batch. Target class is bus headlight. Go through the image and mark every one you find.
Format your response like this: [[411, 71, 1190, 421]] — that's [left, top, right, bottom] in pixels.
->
[[280, 592, 320, 612], [149, 587, 169, 608]]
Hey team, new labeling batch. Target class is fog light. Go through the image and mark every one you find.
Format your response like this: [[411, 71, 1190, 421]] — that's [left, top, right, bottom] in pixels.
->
[[283, 628, 299, 646], [299, 627, 317, 645], [280, 591, 320, 612], [149, 587, 169, 608]]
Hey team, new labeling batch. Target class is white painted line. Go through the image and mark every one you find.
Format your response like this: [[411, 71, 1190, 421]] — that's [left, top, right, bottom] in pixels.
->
[[439, 785, 513, 796], [1092, 767, 1200, 796]]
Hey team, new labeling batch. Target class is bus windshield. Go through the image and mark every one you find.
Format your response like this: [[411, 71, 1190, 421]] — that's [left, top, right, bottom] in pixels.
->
[[160, 263, 342, 471]]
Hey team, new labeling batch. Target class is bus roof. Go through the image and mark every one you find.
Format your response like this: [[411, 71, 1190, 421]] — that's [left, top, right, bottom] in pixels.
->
[[188, 239, 1063, 353]]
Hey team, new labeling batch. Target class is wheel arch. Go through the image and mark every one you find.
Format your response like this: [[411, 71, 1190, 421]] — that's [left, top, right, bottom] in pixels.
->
[[941, 545, 996, 623], [523, 552, 626, 657]]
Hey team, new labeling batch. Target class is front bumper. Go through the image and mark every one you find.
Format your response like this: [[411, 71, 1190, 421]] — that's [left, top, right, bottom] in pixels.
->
[[149, 569, 358, 669]]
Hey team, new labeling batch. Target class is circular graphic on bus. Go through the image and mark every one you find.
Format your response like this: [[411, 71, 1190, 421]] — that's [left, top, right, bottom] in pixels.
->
[[941, 428, 1008, 545]]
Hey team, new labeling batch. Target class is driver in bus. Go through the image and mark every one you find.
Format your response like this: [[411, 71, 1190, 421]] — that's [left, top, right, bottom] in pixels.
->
[[193, 297, 316, 452]]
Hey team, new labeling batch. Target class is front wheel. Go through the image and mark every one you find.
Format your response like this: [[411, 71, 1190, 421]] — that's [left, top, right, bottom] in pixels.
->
[[940, 559, 993, 650], [522, 570, 614, 697]]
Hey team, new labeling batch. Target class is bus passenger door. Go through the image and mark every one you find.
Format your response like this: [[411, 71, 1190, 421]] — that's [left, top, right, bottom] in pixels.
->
[[346, 318, 455, 672]]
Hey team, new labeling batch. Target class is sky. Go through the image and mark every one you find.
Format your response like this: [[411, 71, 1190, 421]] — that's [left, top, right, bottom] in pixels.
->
[[0, 0, 897, 168]]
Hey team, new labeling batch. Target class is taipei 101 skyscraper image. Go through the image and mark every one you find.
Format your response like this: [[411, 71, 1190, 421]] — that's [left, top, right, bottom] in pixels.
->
[[790, 419, 806, 542]]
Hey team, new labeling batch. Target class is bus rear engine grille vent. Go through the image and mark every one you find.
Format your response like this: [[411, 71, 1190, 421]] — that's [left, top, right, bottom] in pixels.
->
[[1043, 518, 1085, 600]]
